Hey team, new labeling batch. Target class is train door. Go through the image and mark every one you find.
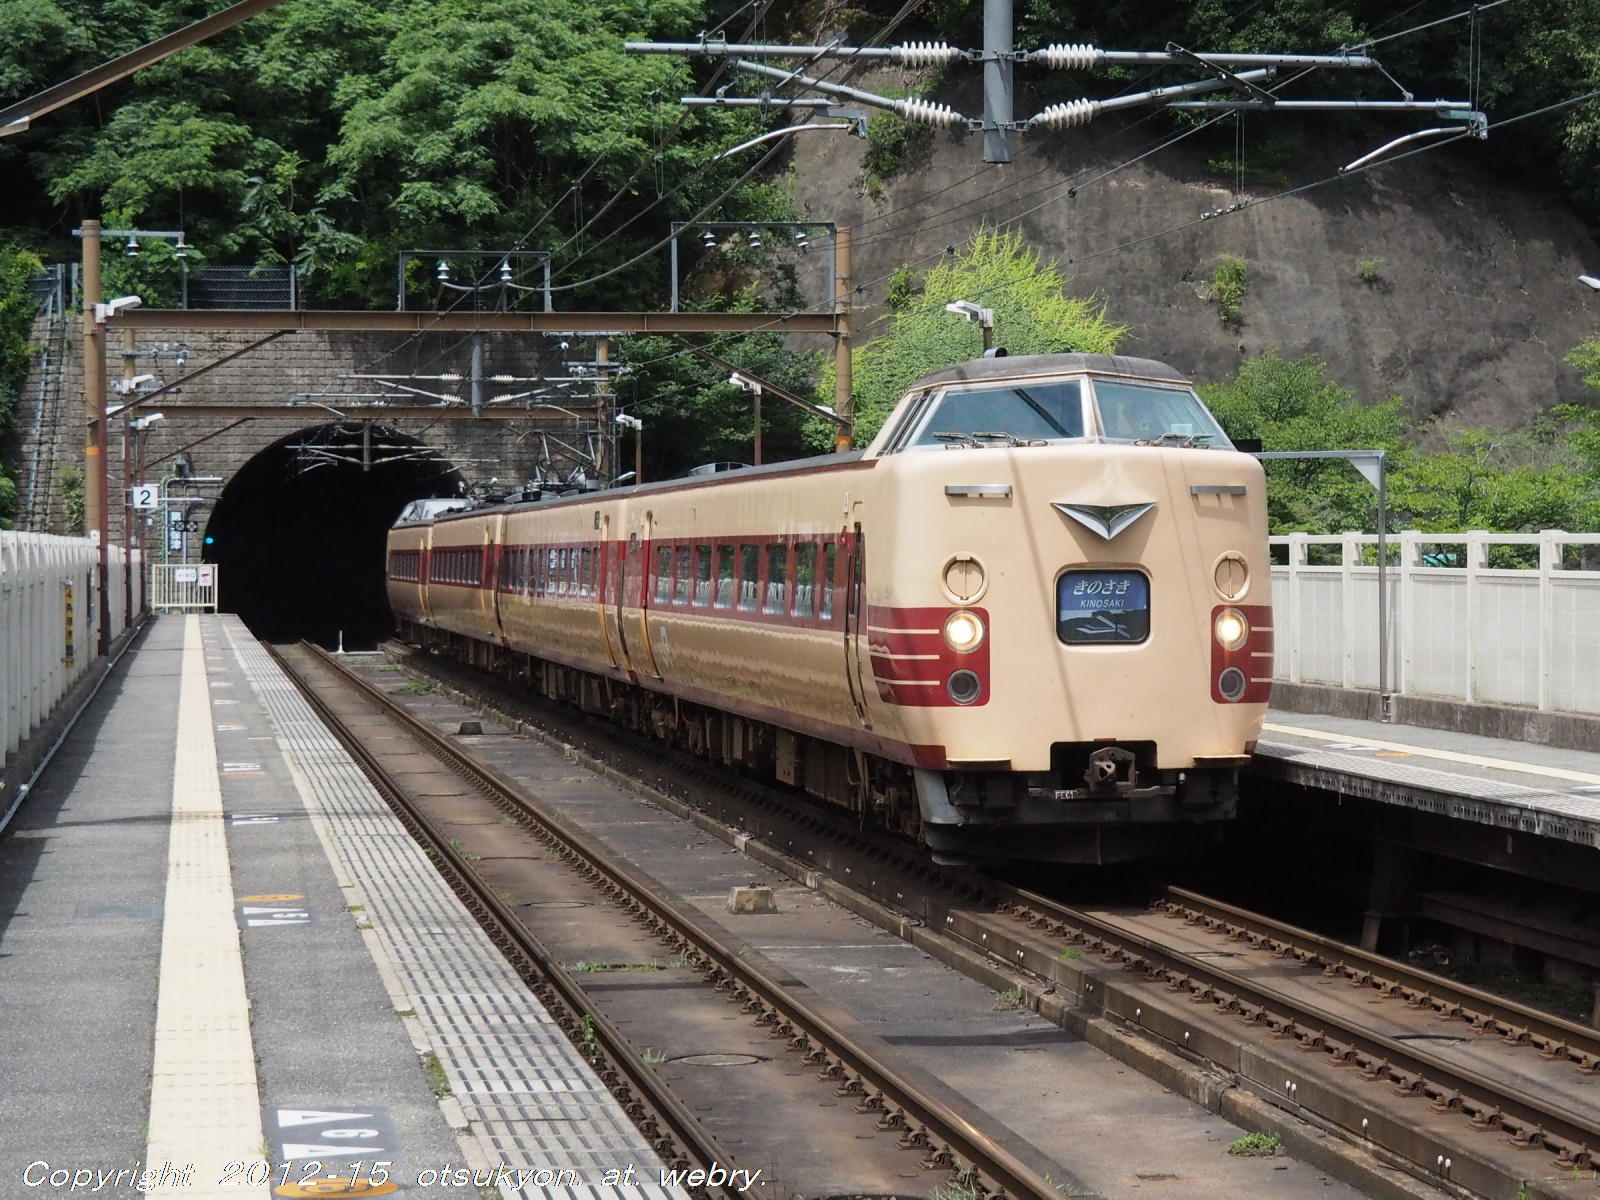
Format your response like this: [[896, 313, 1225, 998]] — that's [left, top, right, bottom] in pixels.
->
[[843, 521, 871, 727], [619, 512, 661, 679], [484, 513, 506, 645], [598, 514, 625, 671]]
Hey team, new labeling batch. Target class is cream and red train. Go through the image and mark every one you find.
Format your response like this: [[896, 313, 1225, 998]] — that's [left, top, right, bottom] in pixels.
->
[[387, 353, 1272, 864]]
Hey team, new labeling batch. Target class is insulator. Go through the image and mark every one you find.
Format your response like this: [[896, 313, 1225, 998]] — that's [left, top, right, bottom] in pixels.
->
[[894, 97, 963, 127], [1031, 98, 1100, 129], [1034, 43, 1101, 71], [894, 41, 962, 67]]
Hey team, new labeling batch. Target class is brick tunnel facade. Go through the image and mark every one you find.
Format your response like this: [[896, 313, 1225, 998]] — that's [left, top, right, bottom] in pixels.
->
[[12, 317, 598, 644]]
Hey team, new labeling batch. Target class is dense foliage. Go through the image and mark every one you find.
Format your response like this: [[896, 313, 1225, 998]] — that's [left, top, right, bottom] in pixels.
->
[[0, 0, 777, 306], [0, 247, 42, 526], [809, 229, 1126, 448], [1203, 350, 1600, 534]]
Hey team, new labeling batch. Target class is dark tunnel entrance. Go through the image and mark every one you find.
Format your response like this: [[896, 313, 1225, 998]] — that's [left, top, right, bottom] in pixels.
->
[[203, 424, 464, 647]]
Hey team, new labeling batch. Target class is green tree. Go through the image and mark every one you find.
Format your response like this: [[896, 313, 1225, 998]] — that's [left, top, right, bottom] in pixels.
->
[[815, 229, 1126, 448], [1200, 350, 1408, 532], [618, 290, 823, 478], [1392, 428, 1588, 532], [0, 245, 43, 527]]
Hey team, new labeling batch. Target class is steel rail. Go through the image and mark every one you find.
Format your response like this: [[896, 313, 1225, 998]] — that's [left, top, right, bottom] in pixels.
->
[[266, 641, 738, 1198], [304, 642, 1066, 1200], [991, 883, 1600, 1170], [1158, 886, 1600, 1068], [378, 640, 1597, 1195]]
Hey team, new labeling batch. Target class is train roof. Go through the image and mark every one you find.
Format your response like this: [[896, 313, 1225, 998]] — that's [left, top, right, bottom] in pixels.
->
[[909, 353, 1189, 390]]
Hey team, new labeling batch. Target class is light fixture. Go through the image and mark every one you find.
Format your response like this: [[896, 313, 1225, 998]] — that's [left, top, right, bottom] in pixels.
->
[[701, 228, 716, 249], [747, 229, 762, 250], [1581, 275, 1600, 291], [436, 259, 450, 282], [124, 237, 140, 258]]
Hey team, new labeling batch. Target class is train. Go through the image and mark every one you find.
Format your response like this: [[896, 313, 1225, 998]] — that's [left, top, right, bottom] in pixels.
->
[[387, 352, 1272, 864]]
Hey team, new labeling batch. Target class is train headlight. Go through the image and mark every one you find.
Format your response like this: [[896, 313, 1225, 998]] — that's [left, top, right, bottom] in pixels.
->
[[943, 609, 985, 653], [1214, 607, 1249, 651]]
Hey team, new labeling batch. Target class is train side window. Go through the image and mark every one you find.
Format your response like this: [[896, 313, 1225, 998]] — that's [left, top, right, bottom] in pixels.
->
[[738, 545, 759, 611], [580, 547, 593, 597], [715, 544, 736, 609], [654, 546, 671, 603], [821, 543, 836, 621], [558, 548, 570, 595], [793, 544, 816, 617], [674, 547, 692, 604], [695, 546, 713, 606], [765, 543, 789, 614]]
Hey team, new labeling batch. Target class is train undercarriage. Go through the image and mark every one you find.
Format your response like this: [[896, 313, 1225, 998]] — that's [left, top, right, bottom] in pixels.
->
[[400, 621, 1239, 865]]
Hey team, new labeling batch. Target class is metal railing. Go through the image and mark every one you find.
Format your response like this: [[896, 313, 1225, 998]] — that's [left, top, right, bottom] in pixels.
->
[[1270, 529, 1600, 714], [1, 533, 136, 759], [148, 561, 218, 612]]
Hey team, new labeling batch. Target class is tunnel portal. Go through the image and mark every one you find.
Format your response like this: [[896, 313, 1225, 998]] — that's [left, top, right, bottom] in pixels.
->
[[203, 423, 464, 647]]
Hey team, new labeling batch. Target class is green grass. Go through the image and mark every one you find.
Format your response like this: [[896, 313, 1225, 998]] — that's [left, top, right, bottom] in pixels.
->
[[420, 1051, 450, 1097], [1227, 1131, 1281, 1157], [994, 986, 1025, 1011], [398, 679, 436, 695], [1355, 256, 1386, 285], [1058, 946, 1082, 961], [1213, 254, 1248, 330]]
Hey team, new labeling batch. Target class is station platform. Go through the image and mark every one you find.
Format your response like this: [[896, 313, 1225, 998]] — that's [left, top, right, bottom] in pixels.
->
[[1255, 708, 1600, 851], [0, 614, 679, 1199]]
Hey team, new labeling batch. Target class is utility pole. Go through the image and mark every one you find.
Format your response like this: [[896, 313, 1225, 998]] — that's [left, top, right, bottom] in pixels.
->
[[80, 219, 110, 657], [121, 326, 136, 629], [834, 227, 854, 451], [595, 337, 612, 482], [982, 0, 1013, 163]]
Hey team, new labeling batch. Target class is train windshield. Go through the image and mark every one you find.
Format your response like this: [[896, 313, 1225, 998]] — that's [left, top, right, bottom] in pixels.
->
[[902, 380, 1086, 448], [1091, 379, 1231, 447]]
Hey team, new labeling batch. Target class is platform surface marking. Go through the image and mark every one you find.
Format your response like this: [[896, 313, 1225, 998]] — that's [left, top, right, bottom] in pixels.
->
[[223, 621, 684, 1200], [145, 615, 268, 1197], [1263, 721, 1600, 787]]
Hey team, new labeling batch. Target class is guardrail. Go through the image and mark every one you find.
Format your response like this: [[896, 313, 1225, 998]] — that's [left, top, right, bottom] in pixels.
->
[[1, 533, 137, 759], [1270, 529, 1600, 714]]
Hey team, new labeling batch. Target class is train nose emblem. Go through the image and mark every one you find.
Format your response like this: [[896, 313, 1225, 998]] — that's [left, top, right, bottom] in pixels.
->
[[1051, 501, 1156, 540]]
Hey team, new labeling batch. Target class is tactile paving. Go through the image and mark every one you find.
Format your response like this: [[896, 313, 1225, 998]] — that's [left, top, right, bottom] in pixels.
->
[[223, 620, 682, 1199]]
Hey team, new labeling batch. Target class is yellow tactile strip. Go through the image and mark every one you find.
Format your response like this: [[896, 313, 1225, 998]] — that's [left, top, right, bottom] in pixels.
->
[[145, 615, 268, 1198]]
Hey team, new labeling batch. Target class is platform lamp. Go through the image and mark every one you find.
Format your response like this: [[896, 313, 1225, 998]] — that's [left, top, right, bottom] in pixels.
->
[[944, 300, 995, 351]]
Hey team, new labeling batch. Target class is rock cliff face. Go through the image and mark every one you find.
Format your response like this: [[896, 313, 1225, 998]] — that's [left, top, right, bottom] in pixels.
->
[[787, 103, 1600, 427]]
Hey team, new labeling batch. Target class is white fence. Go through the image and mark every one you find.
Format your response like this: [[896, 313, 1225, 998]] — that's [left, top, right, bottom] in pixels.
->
[[1, 533, 138, 759], [148, 562, 219, 613], [1270, 530, 1600, 714]]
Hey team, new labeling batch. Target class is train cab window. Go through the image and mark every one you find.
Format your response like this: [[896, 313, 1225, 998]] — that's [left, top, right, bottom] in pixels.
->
[[821, 543, 836, 622], [738, 545, 760, 611], [793, 544, 817, 617], [902, 380, 1085, 449], [1091, 379, 1230, 446], [674, 547, 692, 604], [764, 544, 789, 614], [715, 544, 736, 609], [654, 546, 671, 602], [694, 546, 713, 606]]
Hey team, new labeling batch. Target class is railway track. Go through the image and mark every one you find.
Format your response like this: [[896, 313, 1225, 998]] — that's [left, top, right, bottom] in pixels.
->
[[380, 639, 1600, 1200], [270, 640, 1072, 1200]]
